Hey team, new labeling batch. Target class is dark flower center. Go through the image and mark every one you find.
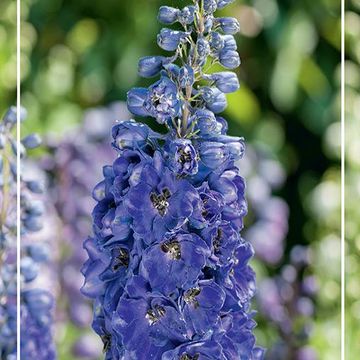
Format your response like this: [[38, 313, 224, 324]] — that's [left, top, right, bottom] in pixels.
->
[[150, 188, 171, 216], [180, 354, 200, 360], [184, 287, 201, 308], [213, 228, 223, 254], [112, 248, 129, 271], [161, 240, 181, 260], [146, 305, 166, 326], [178, 148, 192, 164], [101, 334, 111, 353]]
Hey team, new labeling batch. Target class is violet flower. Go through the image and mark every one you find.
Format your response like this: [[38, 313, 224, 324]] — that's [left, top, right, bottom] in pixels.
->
[[82, 1, 264, 359]]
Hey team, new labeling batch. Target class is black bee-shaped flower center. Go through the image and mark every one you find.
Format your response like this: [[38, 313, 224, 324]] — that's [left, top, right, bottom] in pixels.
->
[[145, 305, 166, 326], [213, 228, 223, 254], [112, 248, 129, 271], [178, 147, 193, 164], [150, 188, 171, 216], [184, 287, 201, 308], [180, 354, 200, 360], [161, 239, 181, 260]]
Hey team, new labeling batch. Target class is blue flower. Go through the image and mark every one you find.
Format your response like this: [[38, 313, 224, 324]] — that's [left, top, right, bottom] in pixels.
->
[[200, 87, 227, 113], [201, 220, 241, 265], [196, 38, 211, 64], [165, 139, 198, 176], [21, 289, 56, 359], [125, 152, 202, 242], [138, 56, 165, 78], [217, 0, 236, 9], [111, 120, 151, 151], [110, 150, 151, 203], [219, 312, 265, 359], [216, 17, 240, 35], [158, 6, 180, 24], [128, 77, 181, 124], [204, 0, 218, 14], [112, 276, 188, 357], [82, 0, 263, 357], [182, 279, 225, 336], [210, 31, 225, 52], [157, 28, 189, 51], [191, 109, 224, 138], [126, 87, 150, 117], [140, 233, 210, 295], [219, 49, 241, 69], [223, 243, 256, 308], [179, 65, 195, 88], [178, 6, 196, 25], [81, 237, 109, 298], [205, 71, 240, 93], [208, 167, 247, 231], [197, 182, 224, 225]]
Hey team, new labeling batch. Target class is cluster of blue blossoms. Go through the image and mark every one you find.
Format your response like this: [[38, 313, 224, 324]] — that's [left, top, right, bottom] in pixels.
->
[[0, 107, 19, 359], [19, 113, 56, 359], [82, 1, 264, 359], [0, 106, 57, 359]]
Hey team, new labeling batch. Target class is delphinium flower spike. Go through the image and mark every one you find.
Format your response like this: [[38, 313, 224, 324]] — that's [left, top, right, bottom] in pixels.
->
[[82, 1, 264, 359], [0, 107, 20, 360], [18, 109, 57, 359]]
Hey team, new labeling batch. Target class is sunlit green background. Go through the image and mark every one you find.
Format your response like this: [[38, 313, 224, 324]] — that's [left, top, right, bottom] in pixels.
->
[[0, 0, 16, 111], [19, 0, 353, 359]]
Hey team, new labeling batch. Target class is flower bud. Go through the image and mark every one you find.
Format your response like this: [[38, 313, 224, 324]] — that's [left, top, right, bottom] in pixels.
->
[[216, 17, 240, 35], [196, 38, 211, 58], [158, 6, 180, 24], [192, 109, 222, 137], [219, 49, 241, 69], [179, 6, 196, 24], [204, 0, 217, 13], [210, 32, 224, 52], [21, 257, 39, 282], [201, 87, 227, 113], [179, 65, 195, 88], [157, 29, 188, 51], [204, 17, 214, 33], [138, 56, 164, 78], [26, 180, 45, 194], [27, 244, 50, 263], [223, 35, 238, 51], [21, 133, 42, 149], [206, 71, 240, 93], [217, 0, 236, 9], [212, 135, 245, 159], [198, 141, 229, 169]]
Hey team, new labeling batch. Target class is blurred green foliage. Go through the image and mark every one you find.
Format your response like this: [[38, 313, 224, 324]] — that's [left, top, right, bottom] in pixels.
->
[[0, 0, 17, 111], [21, 0, 343, 358], [345, 1, 360, 358]]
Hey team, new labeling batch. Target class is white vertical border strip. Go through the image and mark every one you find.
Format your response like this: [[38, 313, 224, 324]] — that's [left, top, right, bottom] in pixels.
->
[[341, 0, 345, 358], [16, 0, 21, 358]]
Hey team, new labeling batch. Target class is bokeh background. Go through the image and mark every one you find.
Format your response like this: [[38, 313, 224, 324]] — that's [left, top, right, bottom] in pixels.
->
[[19, 0, 352, 359], [0, 0, 16, 110]]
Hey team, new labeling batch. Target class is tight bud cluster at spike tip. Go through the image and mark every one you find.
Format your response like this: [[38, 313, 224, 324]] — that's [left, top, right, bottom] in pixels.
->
[[81, 1, 264, 359]]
